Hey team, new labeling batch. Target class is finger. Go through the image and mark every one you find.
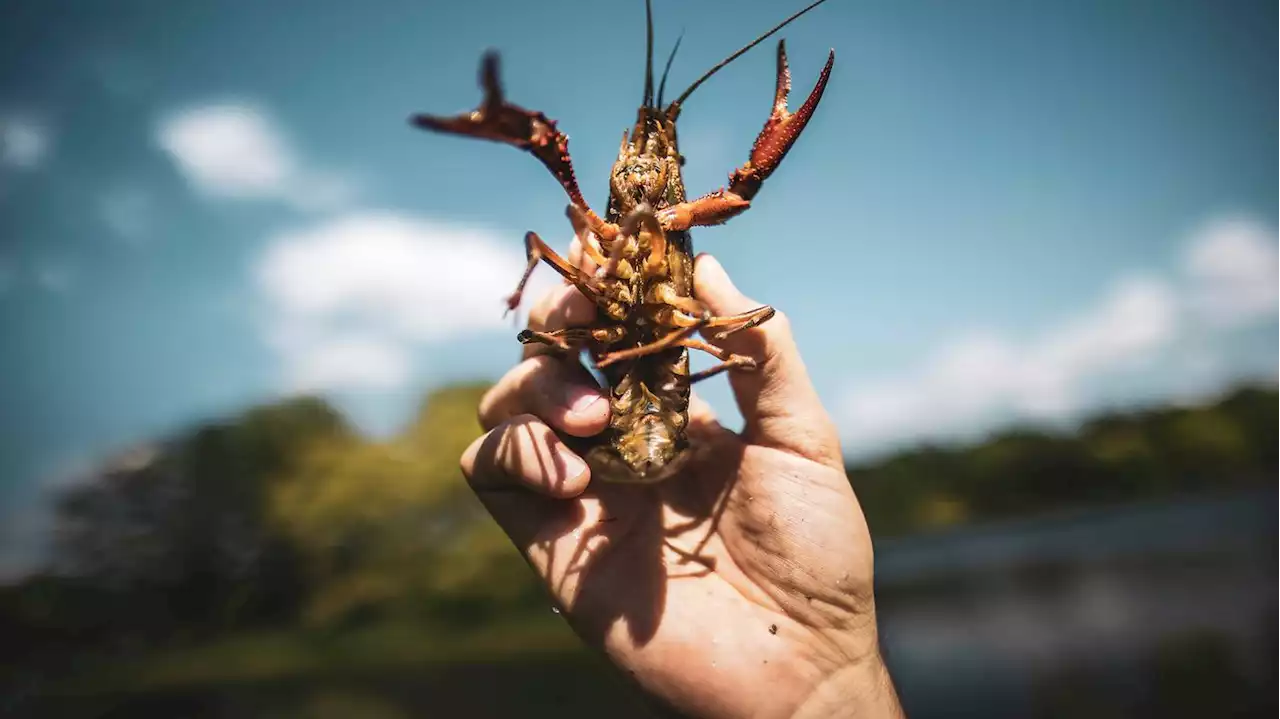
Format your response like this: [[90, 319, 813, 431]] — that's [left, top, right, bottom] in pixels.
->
[[566, 227, 601, 279], [520, 234, 598, 360], [460, 417, 591, 556], [460, 417, 610, 610], [478, 355, 610, 437], [578, 234, 600, 278], [692, 254, 842, 468], [527, 283, 597, 334], [566, 233, 584, 279], [522, 283, 598, 361], [688, 389, 718, 428], [461, 415, 591, 499]]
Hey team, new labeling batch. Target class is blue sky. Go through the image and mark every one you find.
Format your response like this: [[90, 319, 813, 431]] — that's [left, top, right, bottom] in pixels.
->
[[1, 0, 1276, 576]]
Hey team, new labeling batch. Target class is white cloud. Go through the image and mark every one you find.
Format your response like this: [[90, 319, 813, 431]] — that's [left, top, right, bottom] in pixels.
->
[[275, 332, 413, 393], [158, 104, 292, 196], [1034, 277, 1179, 392], [1, 115, 49, 168], [1181, 215, 1278, 328], [258, 213, 535, 339], [159, 99, 565, 394], [100, 186, 155, 244], [156, 102, 354, 211], [839, 213, 1276, 454], [841, 276, 1179, 450], [256, 211, 559, 392]]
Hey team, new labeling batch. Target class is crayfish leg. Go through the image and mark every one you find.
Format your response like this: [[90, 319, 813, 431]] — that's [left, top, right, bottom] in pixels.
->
[[680, 338, 759, 384], [504, 232, 544, 314], [518, 325, 625, 352], [506, 231, 603, 314], [651, 301, 775, 337], [705, 304, 776, 339], [596, 320, 707, 369], [565, 204, 609, 268], [649, 283, 706, 317]]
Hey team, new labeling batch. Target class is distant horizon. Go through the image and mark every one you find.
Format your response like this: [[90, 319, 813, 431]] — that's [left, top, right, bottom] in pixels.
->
[[5, 375, 1274, 587]]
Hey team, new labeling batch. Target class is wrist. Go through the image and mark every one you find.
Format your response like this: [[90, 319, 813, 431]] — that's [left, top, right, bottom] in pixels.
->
[[789, 652, 905, 719]]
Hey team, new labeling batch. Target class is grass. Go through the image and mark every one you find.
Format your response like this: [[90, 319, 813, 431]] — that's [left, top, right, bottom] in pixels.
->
[[51, 613, 588, 694], [16, 614, 661, 719]]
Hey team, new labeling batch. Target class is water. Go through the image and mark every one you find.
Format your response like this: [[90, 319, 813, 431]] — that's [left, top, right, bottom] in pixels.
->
[[873, 488, 1277, 718]]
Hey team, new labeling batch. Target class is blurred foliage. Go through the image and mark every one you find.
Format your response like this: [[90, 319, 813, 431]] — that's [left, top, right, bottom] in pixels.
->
[[267, 382, 540, 628], [0, 380, 1274, 717], [0, 385, 543, 662], [37, 397, 351, 641], [3, 382, 1274, 640], [849, 385, 1277, 537]]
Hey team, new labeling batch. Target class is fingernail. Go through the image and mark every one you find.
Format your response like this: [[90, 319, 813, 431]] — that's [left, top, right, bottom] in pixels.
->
[[568, 390, 606, 417], [557, 447, 588, 481], [560, 383, 599, 411]]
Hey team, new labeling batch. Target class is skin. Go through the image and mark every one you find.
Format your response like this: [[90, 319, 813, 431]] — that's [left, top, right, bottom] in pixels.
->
[[460, 238, 906, 719]]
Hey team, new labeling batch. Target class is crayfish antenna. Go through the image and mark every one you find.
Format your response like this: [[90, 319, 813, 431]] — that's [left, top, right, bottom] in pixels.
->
[[642, 0, 656, 108], [656, 30, 685, 109], [664, 0, 832, 118]]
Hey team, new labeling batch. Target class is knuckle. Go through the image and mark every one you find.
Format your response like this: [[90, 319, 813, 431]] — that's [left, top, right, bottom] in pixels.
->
[[464, 415, 543, 486], [562, 291, 597, 326], [767, 309, 793, 337], [476, 388, 496, 422], [527, 298, 554, 332], [459, 432, 489, 484], [476, 358, 548, 428], [521, 343, 557, 361], [762, 311, 796, 366], [532, 284, 595, 333], [529, 286, 571, 331], [519, 356, 560, 399], [475, 383, 506, 428], [496, 416, 541, 470]]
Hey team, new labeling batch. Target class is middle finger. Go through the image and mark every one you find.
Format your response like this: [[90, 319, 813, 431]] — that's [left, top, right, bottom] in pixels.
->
[[479, 354, 609, 437]]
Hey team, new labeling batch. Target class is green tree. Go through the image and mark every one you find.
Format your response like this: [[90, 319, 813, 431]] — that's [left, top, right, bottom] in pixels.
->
[[268, 382, 540, 628], [50, 396, 351, 639], [848, 383, 1277, 536]]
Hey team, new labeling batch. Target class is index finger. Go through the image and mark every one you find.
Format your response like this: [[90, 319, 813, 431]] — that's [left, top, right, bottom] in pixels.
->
[[693, 253, 842, 469], [523, 234, 600, 361]]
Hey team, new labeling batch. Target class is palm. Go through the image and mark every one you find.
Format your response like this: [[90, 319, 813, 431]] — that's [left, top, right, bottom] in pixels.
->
[[526, 421, 876, 717]]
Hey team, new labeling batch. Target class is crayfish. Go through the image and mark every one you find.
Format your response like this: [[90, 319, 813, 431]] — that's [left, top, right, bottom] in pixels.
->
[[412, 0, 835, 483]]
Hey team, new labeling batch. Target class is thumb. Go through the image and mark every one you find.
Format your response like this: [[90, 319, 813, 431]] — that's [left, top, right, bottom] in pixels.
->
[[693, 254, 842, 469]]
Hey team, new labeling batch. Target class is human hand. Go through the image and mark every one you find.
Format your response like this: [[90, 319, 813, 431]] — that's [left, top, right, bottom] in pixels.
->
[[461, 238, 904, 719]]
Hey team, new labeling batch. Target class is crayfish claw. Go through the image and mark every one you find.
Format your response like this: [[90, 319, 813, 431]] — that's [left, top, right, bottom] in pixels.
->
[[478, 50, 506, 109], [728, 41, 834, 202], [412, 52, 622, 243]]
